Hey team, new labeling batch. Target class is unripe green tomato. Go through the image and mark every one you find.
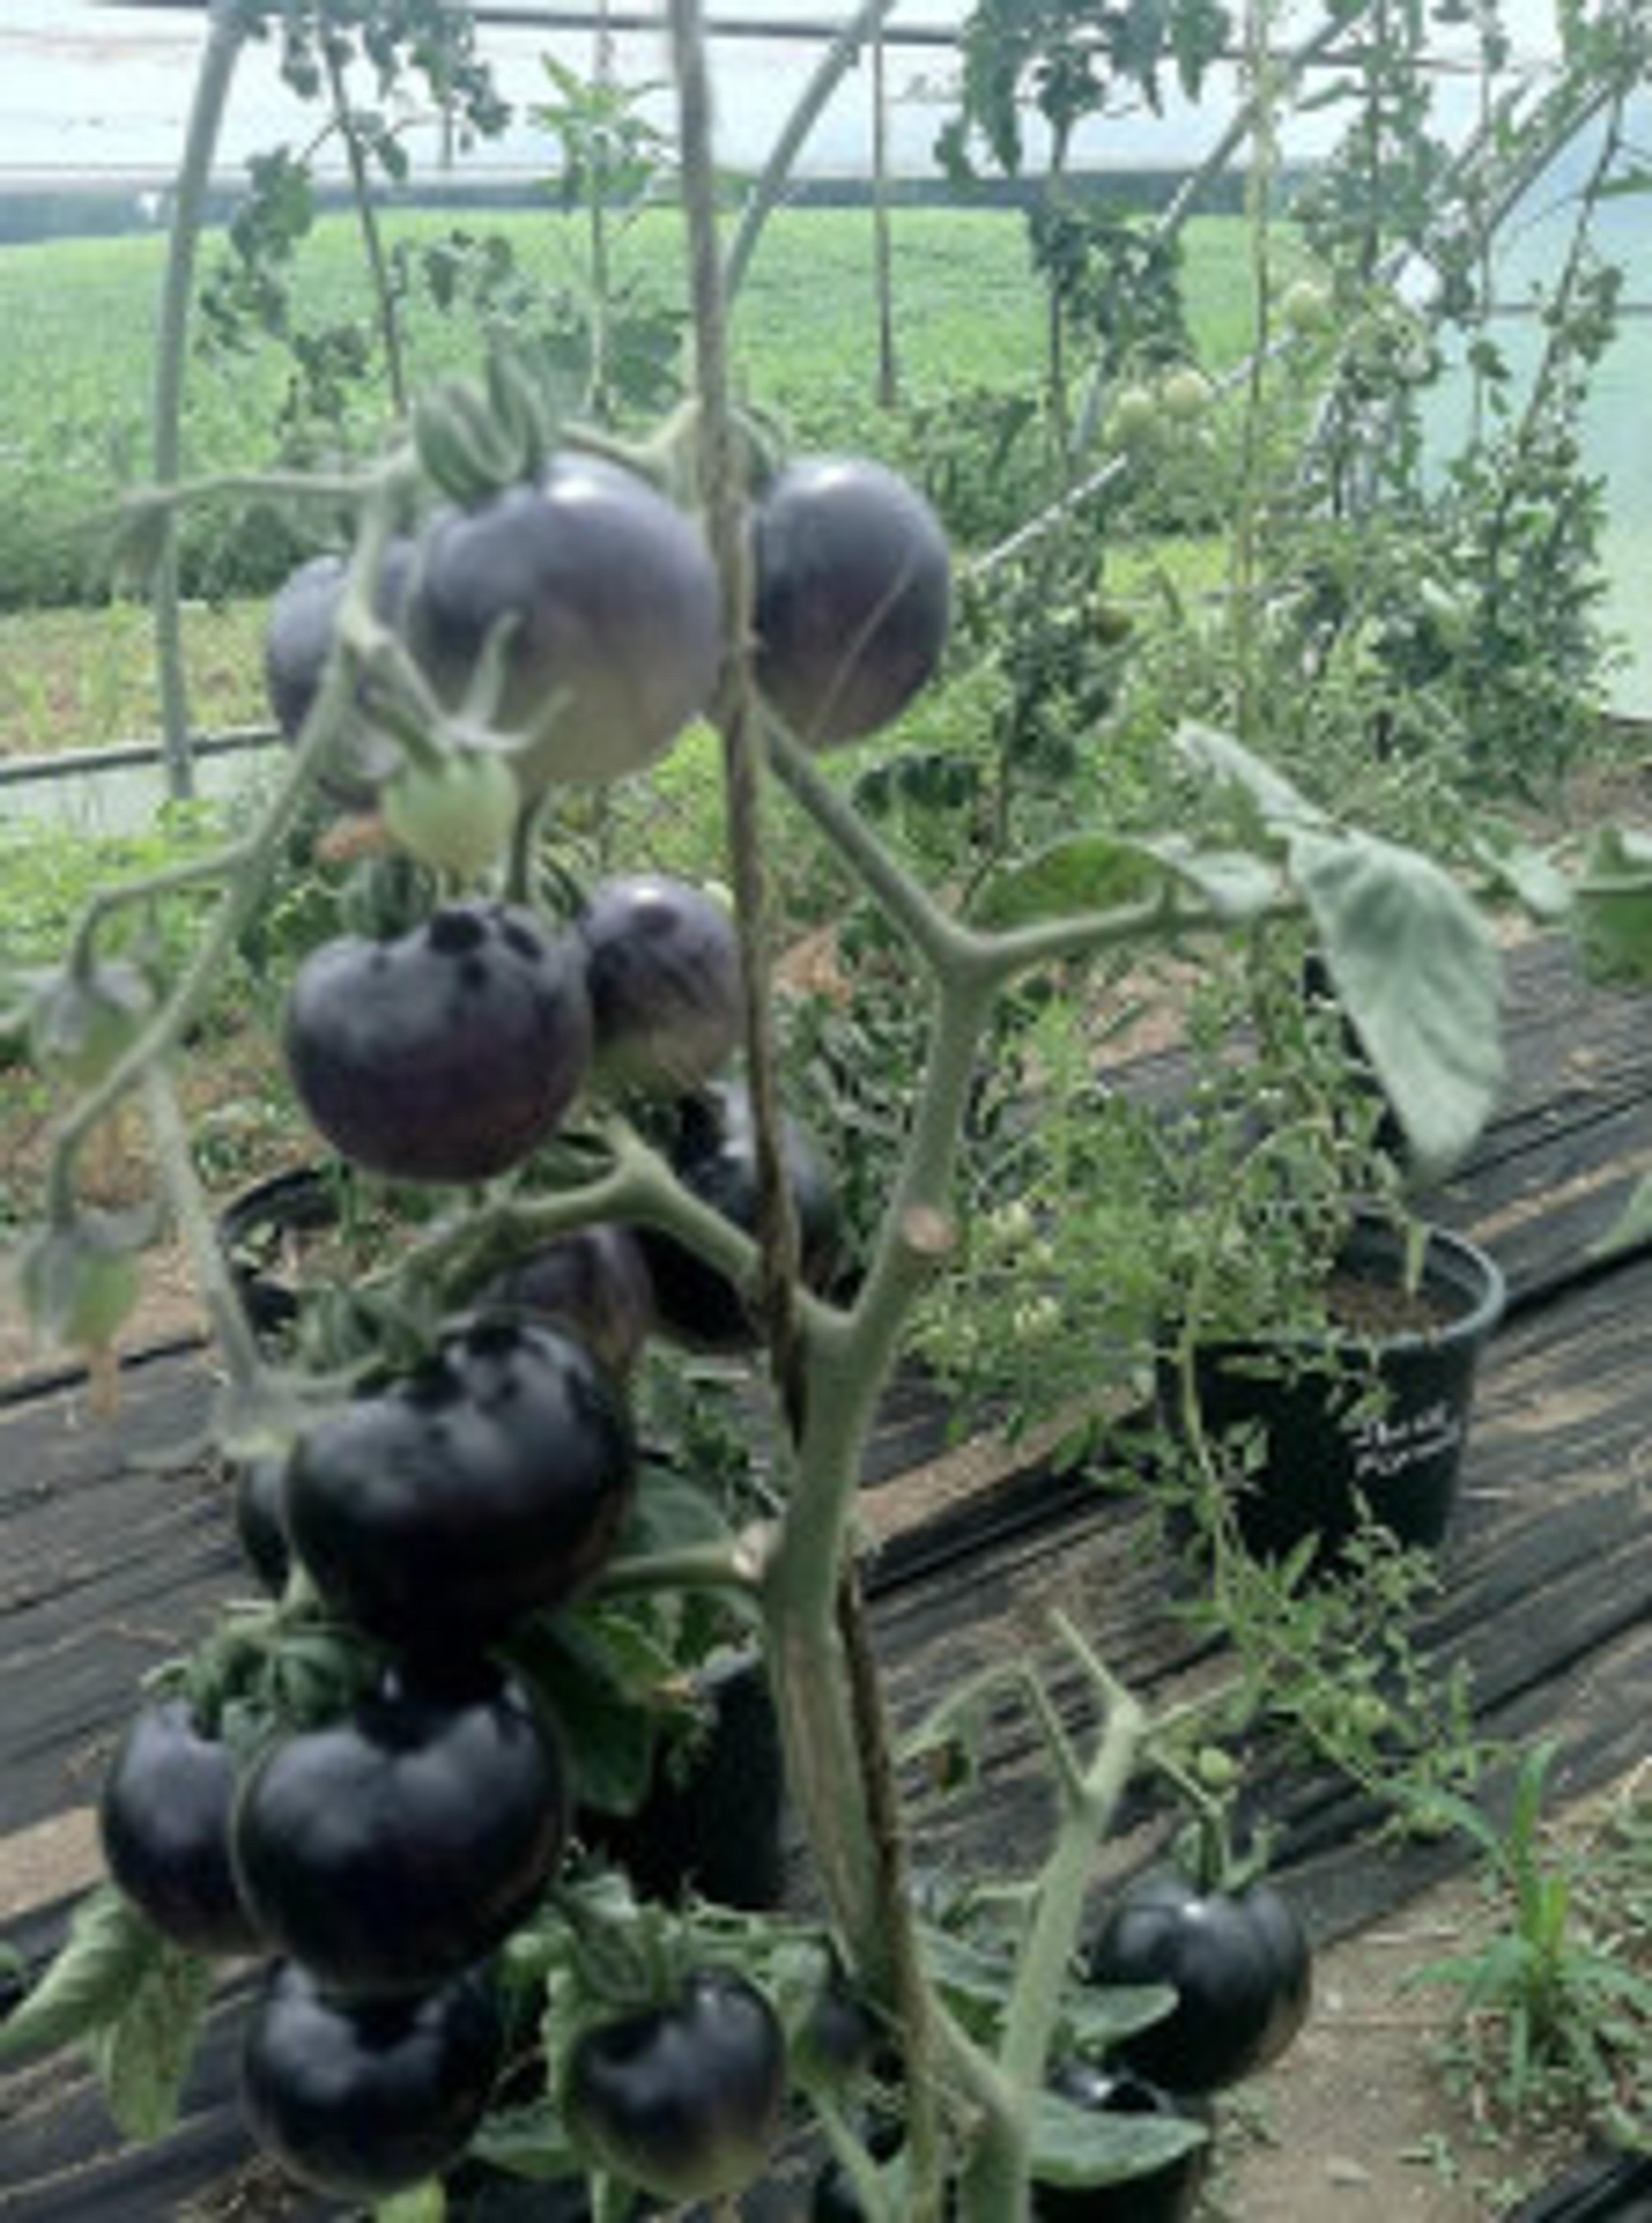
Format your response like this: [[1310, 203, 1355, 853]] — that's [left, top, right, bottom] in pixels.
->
[[1107, 384, 1158, 444], [1279, 278, 1333, 335], [382, 749, 520, 877], [1160, 368, 1214, 422]]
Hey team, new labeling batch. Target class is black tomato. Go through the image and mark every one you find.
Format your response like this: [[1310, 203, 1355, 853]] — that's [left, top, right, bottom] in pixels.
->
[[240, 1958, 502, 2200], [231, 1669, 567, 1997], [283, 900, 592, 1184], [1082, 1869, 1311, 2093], [564, 1968, 786, 2204], [263, 541, 413, 806], [284, 1316, 634, 1656], [1035, 2059, 1211, 2221], [638, 1080, 841, 1352], [481, 1222, 656, 1380], [98, 1698, 262, 1957], [752, 457, 950, 747], [579, 873, 744, 1097], [404, 454, 721, 789]]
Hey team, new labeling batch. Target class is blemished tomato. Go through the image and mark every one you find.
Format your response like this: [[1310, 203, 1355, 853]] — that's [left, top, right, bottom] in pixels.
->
[[403, 454, 721, 789], [752, 457, 950, 747], [284, 1315, 635, 1656], [240, 1959, 503, 2199], [99, 1698, 262, 1957], [637, 1079, 842, 1352], [563, 1968, 786, 2203], [579, 873, 745, 1097], [231, 1667, 568, 1997], [1082, 1868, 1311, 2093], [482, 1222, 656, 1380], [282, 900, 592, 1183]]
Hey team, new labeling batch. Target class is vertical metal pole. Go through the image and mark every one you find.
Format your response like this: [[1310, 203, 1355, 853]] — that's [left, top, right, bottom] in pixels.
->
[[872, 26, 897, 408]]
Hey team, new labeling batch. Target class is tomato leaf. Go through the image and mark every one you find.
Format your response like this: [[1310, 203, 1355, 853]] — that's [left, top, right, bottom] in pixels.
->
[[1469, 833, 1574, 923], [972, 837, 1163, 929], [622, 1459, 736, 1556], [1175, 721, 1329, 832], [1029, 2087, 1208, 2187], [503, 1610, 664, 1816], [0, 1886, 160, 2069], [89, 1935, 214, 2142], [1060, 1980, 1179, 2052], [1289, 828, 1504, 1177], [1137, 837, 1282, 920], [1572, 824, 1652, 984]]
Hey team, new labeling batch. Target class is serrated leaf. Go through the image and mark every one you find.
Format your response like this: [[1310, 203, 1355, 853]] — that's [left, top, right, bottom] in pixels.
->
[[0, 1886, 160, 2069], [1573, 825, 1652, 984], [919, 1927, 1014, 2010], [1175, 721, 1328, 831], [89, 1935, 214, 2142], [1029, 2086, 1208, 2187], [973, 837, 1164, 930], [1290, 829, 1504, 1177]]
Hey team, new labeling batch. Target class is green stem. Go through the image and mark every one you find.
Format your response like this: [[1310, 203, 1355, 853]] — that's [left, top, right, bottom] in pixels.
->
[[1003, 1629, 1146, 2093], [48, 474, 413, 1221], [68, 846, 255, 979], [592, 1538, 765, 1600], [150, 0, 247, 801]]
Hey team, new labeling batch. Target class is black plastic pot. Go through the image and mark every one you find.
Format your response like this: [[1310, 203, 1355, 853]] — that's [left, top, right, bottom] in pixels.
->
[[1159, 1213, 1505, 1564], [217, 1164, 348, 1340]]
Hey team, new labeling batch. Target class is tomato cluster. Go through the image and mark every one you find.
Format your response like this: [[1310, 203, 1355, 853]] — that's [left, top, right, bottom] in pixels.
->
[[79, 437, 958, 2208]]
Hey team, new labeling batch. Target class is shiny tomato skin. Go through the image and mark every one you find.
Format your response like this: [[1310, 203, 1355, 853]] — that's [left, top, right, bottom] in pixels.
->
[[579, 873, 744, 1097], [240, 1959, 503, 2199], [98, 1698, 262, 1957], [1082, 1870, 1311, 2093], [230, 1670, 567, 1997], [282, 900, 592, 1184], [752, 457, 950, 746], [404, 455, 721, 787], [564, 1969, 786, 2203], [284, 1316, 635, 1655]]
